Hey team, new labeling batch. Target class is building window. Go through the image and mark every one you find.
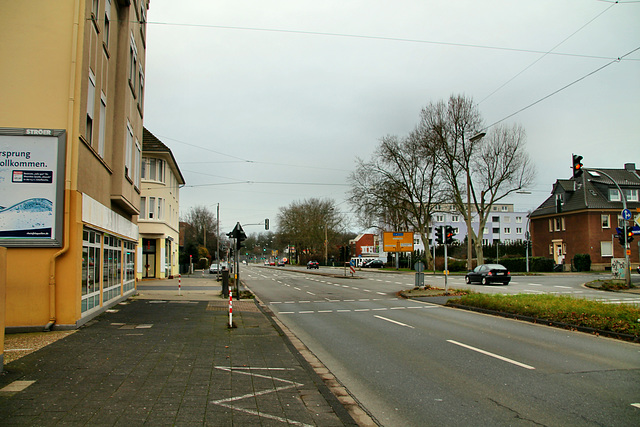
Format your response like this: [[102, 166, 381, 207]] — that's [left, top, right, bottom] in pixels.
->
[[86, 70, 96, 144], [149, 197, 156, 219], [504, 228, 511, 234], [140, 197, 146, 218], [129, 34, 137, 92], [92, 0, 99, 19], [141, 157, 166, 182], [125, 123, 133, 178], [82, 228, 101, 313], [124, 241, 136, 292], [516, 228, 523, 234], [452, 215, 459, 222], [104, 5, 110, 48], [492, 227, 500, 234], [492, 216, 499, 223], [554, 218, 562, 231], [503, 216, 511, 223], [103, 234, 122, 304], [483, 227, 488, 235], [134, 140, 141, 188], [138, 67, 144, 107], [98, 93, 106, 157], [501, 206, 508, 211], [624, 189, 639, 202], [548, 219, 553, 232], [436, 215, 444, 222], [601, 241, 613, 258], [516, 216, 523, 223], [140, 1, 147, 41], [609, 189, 621, 202], [602, 214, 610, 229], [157, 198, 164, 220]]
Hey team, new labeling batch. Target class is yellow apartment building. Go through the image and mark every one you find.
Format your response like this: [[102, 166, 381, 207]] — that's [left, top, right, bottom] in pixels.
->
[[0, 0, 149, 331], [139, 129, 185, 280]]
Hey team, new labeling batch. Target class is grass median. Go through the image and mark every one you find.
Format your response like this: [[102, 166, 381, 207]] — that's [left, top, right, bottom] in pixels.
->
[[446, 293, 640, 339]]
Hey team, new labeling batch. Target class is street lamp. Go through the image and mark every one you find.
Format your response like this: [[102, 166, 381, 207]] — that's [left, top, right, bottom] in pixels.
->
[[466, 132, 486, 270]]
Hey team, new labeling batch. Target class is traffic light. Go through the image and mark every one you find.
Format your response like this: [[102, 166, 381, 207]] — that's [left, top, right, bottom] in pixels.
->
[[572, 154, 583, 179], [265, 218, 269, 230], [617, 228, 625, 246], [435, 226, 443, 245], [627, 227, 634, 244], [445, 225, 455, 245]]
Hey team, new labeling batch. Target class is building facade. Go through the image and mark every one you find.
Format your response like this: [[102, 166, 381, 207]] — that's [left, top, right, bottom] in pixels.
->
[[0, 0, 149, 330], [138, 129, 185, 280], [530, 163, 640, 271]]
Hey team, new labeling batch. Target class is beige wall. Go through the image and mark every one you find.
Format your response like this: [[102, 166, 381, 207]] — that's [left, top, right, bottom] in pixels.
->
[[0, 0, 149, 329]]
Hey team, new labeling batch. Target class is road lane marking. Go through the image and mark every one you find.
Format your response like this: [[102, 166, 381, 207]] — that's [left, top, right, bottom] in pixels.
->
[[554, 286, 572, 289], [376, 292, 386, 295], [447, 340, 535, 370], [374, 315, 415, 329]]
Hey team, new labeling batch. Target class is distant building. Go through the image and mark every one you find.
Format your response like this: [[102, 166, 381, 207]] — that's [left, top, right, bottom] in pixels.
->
[[0, 1, 149, 331], [138, 129, 185, 279], [530, 163, 640, 271]]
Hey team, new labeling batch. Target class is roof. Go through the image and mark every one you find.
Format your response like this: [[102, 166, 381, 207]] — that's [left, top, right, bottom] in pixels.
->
[[530, 164, 640, 218], [142, 128, 186, 185]]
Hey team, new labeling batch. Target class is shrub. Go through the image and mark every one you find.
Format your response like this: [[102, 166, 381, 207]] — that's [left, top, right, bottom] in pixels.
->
[[573, 253, 591, 272]]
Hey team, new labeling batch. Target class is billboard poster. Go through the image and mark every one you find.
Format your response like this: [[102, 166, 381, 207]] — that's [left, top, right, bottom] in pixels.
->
[[0, 128, 66, 247], [383, 231, 414, 253]]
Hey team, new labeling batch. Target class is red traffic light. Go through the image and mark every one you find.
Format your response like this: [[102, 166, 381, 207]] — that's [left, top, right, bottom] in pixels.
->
[[572, 154, 583, 178]]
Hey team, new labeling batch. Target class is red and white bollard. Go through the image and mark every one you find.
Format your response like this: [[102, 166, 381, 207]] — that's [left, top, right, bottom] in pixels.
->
[[178, 274, 181, 296], [229, 293, 233, 328]]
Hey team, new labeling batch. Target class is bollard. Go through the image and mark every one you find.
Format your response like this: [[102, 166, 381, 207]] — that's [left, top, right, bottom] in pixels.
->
[[229, 293, 233, 328], [178, 274, 181, 296]]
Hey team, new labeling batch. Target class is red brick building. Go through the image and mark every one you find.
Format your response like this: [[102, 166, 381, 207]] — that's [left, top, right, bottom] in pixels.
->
[[530, 163, 639, 271]]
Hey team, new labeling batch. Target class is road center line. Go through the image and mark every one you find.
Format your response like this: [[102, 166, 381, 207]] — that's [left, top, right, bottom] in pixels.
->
[[447, 340, 535, 370], [374, 315, 415, 329]]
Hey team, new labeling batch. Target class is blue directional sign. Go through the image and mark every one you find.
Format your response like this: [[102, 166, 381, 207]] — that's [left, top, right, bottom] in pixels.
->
[[622, 209, 632, 220]]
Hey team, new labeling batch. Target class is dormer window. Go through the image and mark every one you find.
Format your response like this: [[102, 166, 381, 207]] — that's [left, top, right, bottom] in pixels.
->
[[609, 189, 621, 201]]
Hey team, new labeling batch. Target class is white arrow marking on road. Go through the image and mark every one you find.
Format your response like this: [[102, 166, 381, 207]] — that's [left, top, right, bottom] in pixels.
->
[[447, 340, 535, 370], [374, 315, 415, 329]]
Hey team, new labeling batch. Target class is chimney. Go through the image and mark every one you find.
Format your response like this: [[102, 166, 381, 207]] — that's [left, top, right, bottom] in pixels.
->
[[624, 163, 636, 172]]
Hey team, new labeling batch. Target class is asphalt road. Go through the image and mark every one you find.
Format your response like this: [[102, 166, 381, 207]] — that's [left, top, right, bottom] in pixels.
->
[[243, 265, 640, 426]]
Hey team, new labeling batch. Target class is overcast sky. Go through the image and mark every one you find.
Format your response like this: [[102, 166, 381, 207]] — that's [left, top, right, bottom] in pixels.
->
[[142, 0, 640, 235]]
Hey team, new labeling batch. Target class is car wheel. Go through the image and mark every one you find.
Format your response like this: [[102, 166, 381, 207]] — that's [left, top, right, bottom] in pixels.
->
[[482, 277, 488, 286], [465, 276, 471, 284]]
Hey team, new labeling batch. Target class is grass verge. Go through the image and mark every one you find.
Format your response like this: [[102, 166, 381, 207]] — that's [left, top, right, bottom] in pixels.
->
[[446, 293, 640, 339]]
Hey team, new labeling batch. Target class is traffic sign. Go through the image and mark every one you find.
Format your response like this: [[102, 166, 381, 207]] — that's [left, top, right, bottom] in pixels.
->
[[622, 209, 632, 221], [414, 261, 425, 273]]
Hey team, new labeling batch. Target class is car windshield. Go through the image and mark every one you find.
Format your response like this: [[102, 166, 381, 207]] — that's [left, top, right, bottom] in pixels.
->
[[486, 264, 506, 270]]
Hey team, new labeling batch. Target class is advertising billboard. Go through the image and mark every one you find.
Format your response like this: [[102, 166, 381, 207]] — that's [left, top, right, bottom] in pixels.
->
[[0, 128, 66, 247], [383, 231, 414, 253]]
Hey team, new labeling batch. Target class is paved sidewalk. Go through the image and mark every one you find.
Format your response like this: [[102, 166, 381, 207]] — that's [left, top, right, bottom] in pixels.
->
[[0, 277, 358, 426]]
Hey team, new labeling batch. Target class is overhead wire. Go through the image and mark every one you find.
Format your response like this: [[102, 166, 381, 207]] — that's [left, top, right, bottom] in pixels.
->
[[478, 1, 620, 105]]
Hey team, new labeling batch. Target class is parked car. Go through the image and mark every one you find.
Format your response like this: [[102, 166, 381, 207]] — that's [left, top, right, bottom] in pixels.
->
[[362, 259, 384, 268], [277, 260, 285, 267], [209, 263, 220, 274], [307, 261, 319, 269], [465, 264, 511, 285]]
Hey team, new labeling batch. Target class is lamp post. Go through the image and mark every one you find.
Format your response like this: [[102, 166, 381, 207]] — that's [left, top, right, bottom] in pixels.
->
[[466, 132, 486, 270]]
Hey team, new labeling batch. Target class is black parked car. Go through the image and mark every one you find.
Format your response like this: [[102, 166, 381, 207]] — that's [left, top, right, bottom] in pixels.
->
[[362, 259, 384, 268], [465, 264, 511, 285], [307, 261, 319, 269]]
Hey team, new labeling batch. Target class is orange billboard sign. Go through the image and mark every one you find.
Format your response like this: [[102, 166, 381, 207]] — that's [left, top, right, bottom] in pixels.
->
[[383, 231, 414, 253]]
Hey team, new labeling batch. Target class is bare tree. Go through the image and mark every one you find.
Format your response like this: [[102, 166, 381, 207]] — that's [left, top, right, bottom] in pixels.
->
[[347, 132, 445, 269], [276, 198, 345, 264], [181, 205, 219, 261], [417, 94, 535, 264]]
